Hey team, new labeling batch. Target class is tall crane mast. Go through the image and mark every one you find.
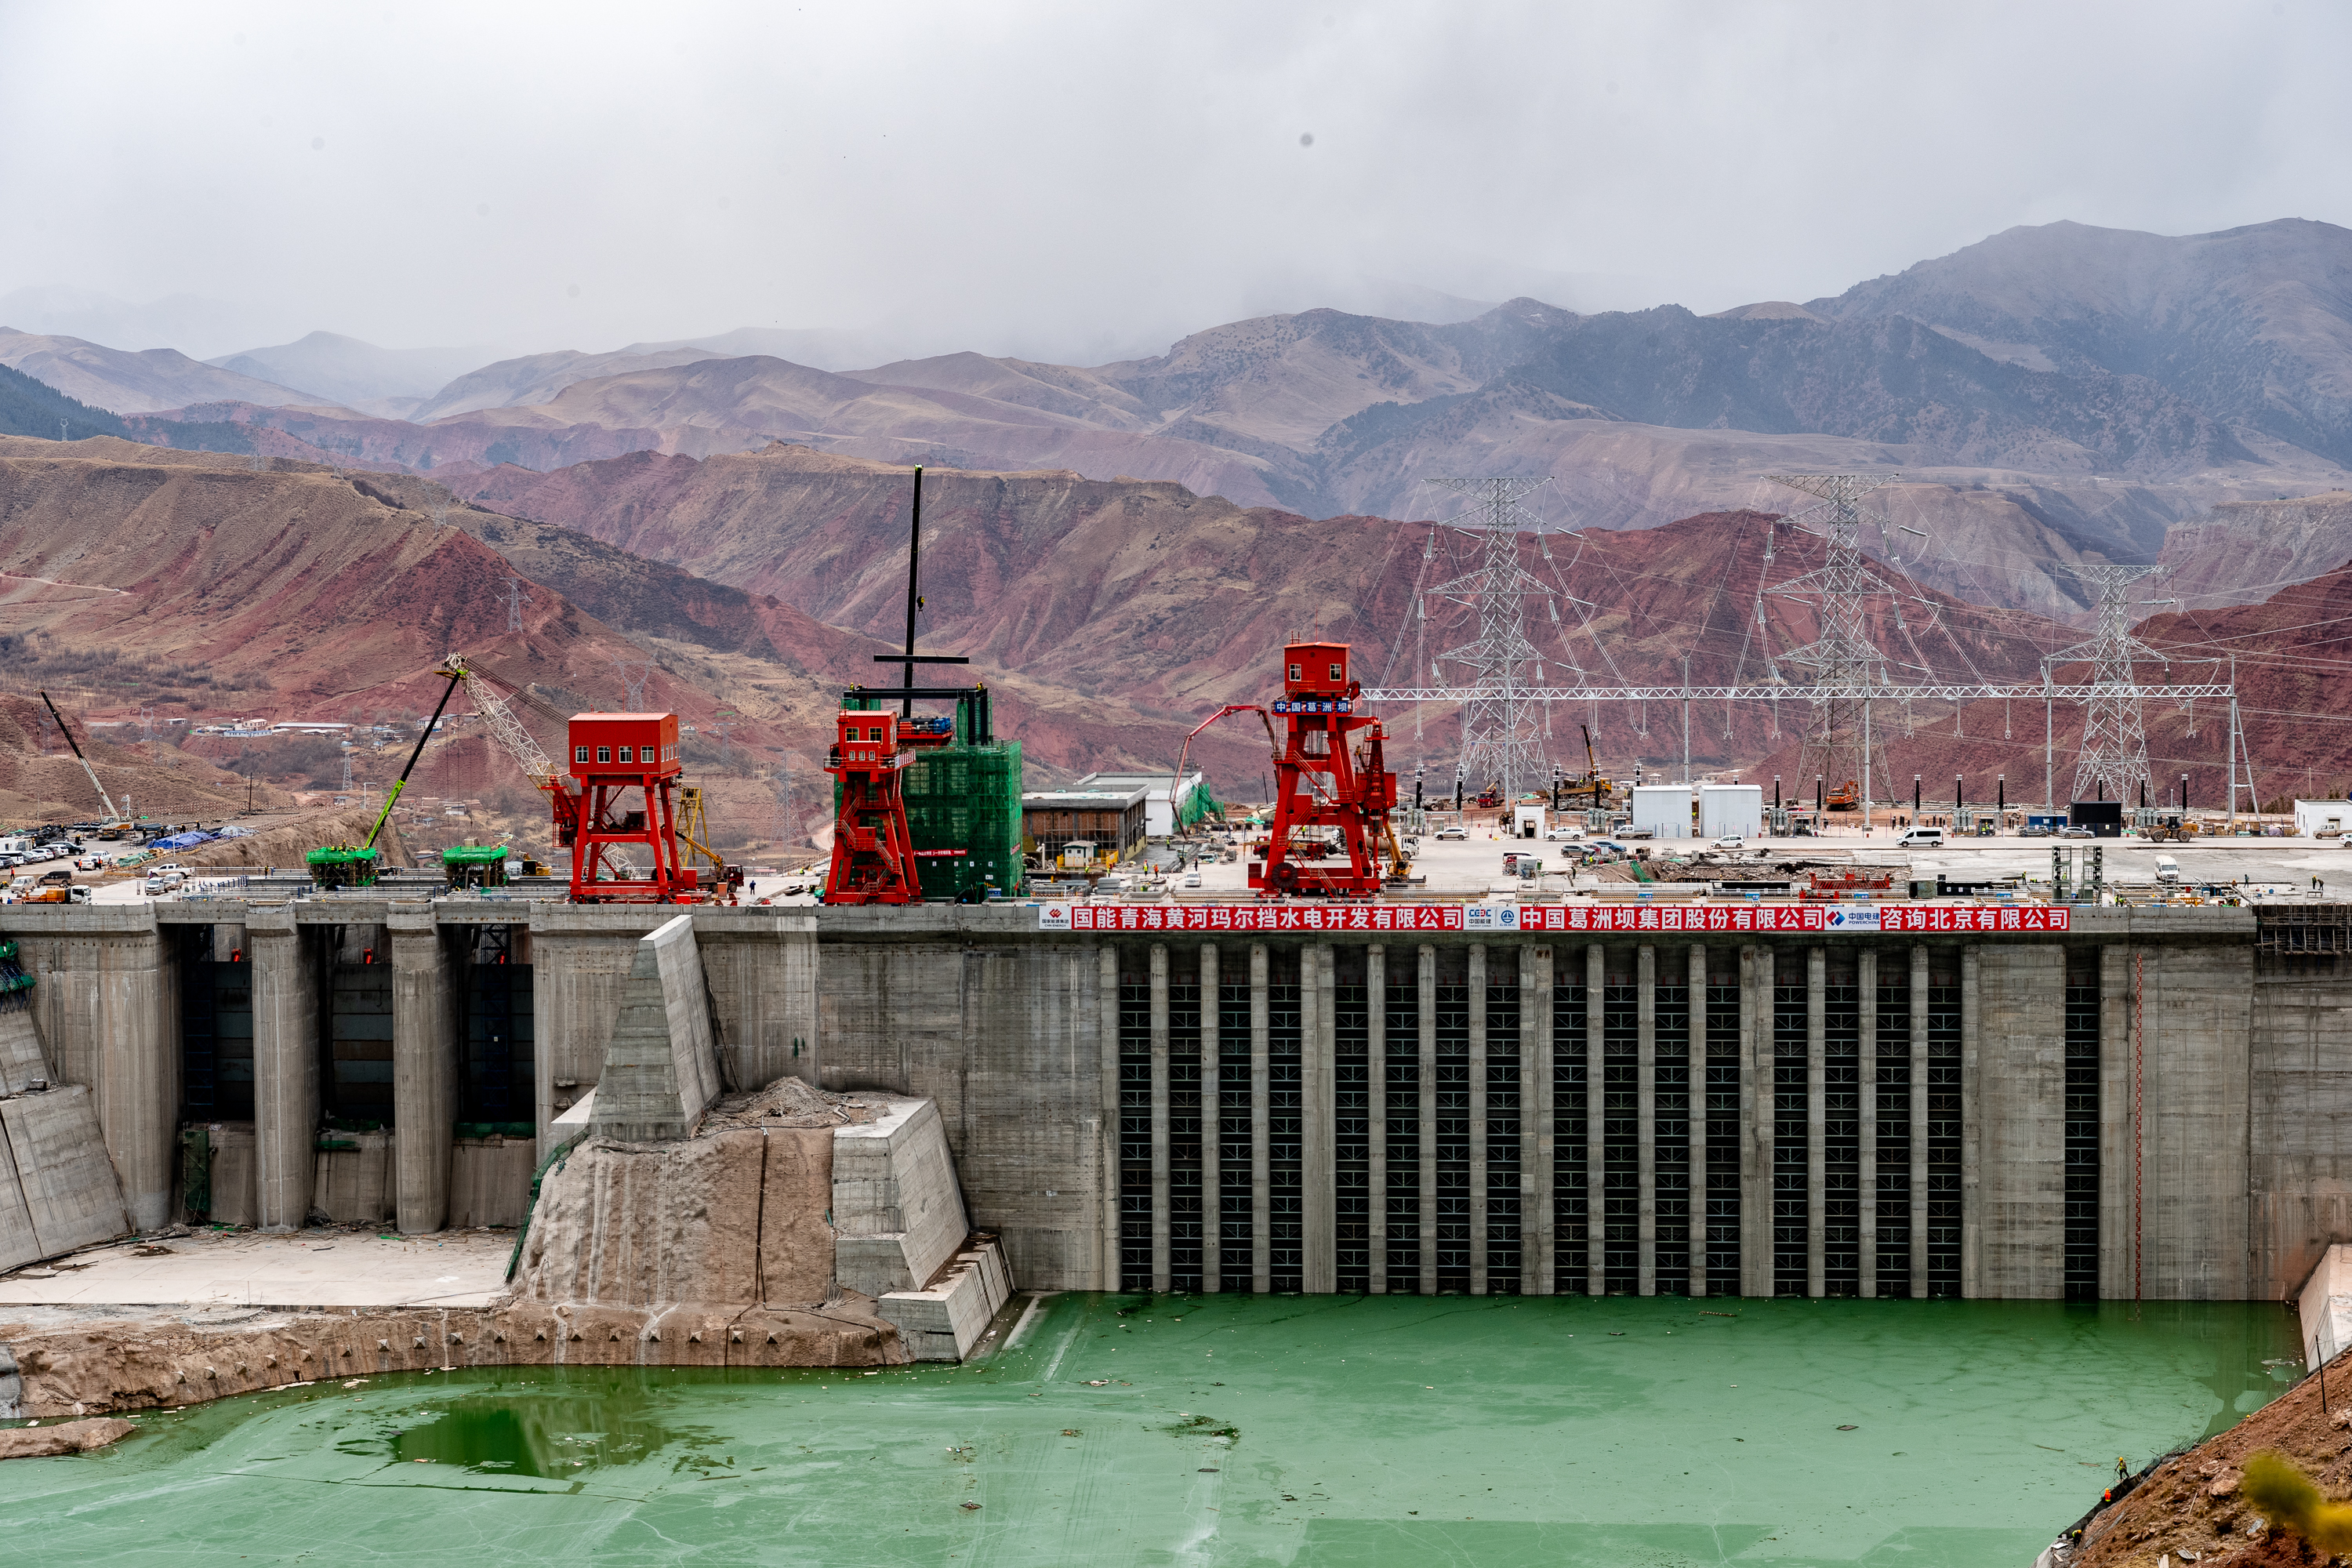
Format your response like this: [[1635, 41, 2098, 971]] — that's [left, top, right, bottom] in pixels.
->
[[38, 691, 120, 821]]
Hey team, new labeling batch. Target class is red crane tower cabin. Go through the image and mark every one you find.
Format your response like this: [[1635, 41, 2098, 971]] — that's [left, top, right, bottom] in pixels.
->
[[1176, 640, 1403, 899], [560, 712, 700, 902], [1255, 641, 1399, 898], [822, 706, 958, 903]]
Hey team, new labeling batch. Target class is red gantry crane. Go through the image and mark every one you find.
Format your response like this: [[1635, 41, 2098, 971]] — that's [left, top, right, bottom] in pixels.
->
[[821, 706, 957, 903], [1174, 640, 1405, 898]]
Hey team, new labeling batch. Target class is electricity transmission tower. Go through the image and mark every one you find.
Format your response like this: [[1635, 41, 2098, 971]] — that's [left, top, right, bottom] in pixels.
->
[[2048, 564, 2170, 804], [612, 659, 654, 710], [1762, 474, 1907, 808], [1422, 476, 1566, 798], [505, 578, 527, 632]]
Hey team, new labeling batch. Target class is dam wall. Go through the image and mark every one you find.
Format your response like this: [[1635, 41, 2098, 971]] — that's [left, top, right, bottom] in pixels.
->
[[4, 895, 2349, 1301]]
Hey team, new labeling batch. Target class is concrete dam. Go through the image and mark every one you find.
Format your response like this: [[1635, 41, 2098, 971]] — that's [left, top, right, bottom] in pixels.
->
[[4, 895, 2348, 1305]]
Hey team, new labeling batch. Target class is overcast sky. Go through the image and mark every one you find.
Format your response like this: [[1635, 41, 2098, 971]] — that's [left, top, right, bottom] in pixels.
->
[[3, 0, 2348, 365]]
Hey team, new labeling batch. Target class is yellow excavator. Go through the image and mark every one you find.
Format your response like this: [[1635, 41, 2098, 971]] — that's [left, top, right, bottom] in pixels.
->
[[1561, 724, 1611, 808]]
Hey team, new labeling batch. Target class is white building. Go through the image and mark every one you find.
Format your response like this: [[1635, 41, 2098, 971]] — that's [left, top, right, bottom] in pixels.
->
[[1697, 782, 1764, 839], [2295, 799, 2351, 837], [1631, 784, 1693, 839]]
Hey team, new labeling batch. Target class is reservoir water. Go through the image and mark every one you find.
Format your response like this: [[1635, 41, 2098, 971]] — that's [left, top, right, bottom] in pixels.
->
[[0, 1291, 2299, 1566]]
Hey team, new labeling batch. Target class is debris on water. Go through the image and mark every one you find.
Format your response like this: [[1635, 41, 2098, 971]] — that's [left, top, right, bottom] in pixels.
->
[[1838, 1425, 1858, 1431], [1085, 1380, 1108, 1386], [1062, 1429, 1081, 1436], [960, 1501, 982, 1510]]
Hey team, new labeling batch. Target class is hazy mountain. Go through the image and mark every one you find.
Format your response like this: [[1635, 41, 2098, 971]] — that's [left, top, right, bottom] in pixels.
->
[[0, 286, 293, 361], [205, 332, 495, 419], [0, 329, 326, 414], [38, 216, 2352, 629], [408, 347, 724, 423], [1809, 218, 2352, 468]]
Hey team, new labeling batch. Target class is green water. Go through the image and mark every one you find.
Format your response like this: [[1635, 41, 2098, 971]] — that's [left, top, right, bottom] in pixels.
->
[[0, 1293, 2300, 1566]]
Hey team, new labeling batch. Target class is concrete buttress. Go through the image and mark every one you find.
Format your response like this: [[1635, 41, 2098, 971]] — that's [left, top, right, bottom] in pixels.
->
[[246, 906, 318, 1230], [389, 906, 456, 1233]]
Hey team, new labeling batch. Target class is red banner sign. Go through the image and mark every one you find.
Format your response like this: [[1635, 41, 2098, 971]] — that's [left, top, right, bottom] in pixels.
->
[[1036, 902, 2068, 935]]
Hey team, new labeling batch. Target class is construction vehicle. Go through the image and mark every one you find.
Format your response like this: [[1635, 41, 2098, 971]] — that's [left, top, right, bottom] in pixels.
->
[[306, 660, 466, 889], [1825, 778, 1860, 811], [38, 691, 122, 822], [1173, 640, 1404, 897], [1560, 724, 1611, 809]]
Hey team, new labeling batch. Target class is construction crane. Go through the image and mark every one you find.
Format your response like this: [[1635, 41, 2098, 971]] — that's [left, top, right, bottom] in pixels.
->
[[38, 691, 121, 822], [307, 660, 465, 889], [1176, 641, 1405, 897]]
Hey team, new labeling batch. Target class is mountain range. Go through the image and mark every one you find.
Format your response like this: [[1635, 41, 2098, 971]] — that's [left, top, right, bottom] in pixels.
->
[[10, 218, 2350, 626], [6, 218, 2352, 822]]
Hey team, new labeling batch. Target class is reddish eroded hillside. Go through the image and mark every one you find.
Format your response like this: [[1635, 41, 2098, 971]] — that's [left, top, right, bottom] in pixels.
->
[[0, 438, 773, 739], [466, 442, 2102, 786], [0, 691, 267, 824]]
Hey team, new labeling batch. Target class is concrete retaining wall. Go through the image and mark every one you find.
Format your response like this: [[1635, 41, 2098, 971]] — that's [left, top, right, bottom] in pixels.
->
[[833, 1097, 971, 1296], [448, 1136, 535, 1228], [1, 1087, 130, 1261], [587, 915, 723, 1144], [312, 1129, 393, 1225]]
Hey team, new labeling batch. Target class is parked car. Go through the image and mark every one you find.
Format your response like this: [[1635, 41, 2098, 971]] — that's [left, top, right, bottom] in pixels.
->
[[1712, 835, 1747, 851], [2062, 826, 2095, 840], [74, 855, 104, 871], [1545, 825, 1585, 840], [1434, 825, 1468, 841], [1181, 872, 1201, 888], [143, 873, 168, 896], [1897, 827, 1946, 848]]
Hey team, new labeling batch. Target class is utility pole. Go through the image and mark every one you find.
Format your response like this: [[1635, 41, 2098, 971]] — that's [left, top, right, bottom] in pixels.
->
[[898, 465, 925, 718], [2228, 655, 2241, 829], [1680, 653, 1690, 785]]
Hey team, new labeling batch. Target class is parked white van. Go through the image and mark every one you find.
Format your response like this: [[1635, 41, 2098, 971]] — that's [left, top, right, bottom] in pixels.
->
[[1897, 827, 1946, 848]]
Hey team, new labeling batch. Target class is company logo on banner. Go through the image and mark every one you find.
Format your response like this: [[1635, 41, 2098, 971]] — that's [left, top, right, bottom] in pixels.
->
[[1037, 902, 2067, 934]]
